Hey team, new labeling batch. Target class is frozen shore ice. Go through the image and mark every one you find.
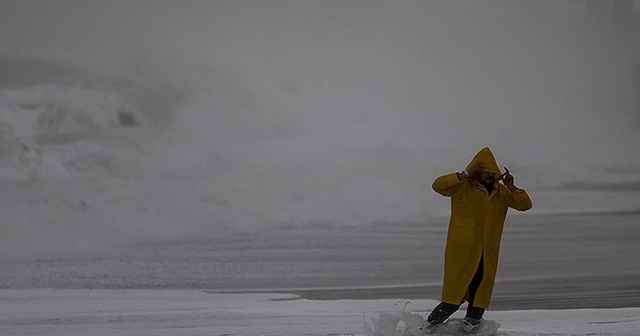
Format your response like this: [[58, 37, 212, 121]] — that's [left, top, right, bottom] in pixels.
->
[[1, 289, 639, 336]]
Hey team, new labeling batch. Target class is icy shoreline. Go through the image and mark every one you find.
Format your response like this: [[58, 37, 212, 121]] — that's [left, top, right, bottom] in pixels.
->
[[0, 289, 638, 336]]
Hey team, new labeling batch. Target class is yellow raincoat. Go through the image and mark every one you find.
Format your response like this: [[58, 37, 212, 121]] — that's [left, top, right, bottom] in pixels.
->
[[432, 147, 532, 308]]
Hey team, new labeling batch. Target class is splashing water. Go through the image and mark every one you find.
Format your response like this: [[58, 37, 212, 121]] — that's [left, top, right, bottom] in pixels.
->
[[364, 302, 501, 336]]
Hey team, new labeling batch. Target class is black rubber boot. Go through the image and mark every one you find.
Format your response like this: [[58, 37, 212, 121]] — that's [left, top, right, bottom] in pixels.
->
[[427, 302, 460, 325], [465, 305, 485, 320]]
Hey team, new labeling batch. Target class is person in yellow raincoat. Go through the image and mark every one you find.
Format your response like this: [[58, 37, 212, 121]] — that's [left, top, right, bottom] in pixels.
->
[[427, 147, 532, 330]]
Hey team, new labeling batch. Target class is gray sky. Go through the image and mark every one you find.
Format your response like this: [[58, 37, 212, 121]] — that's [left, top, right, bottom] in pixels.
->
[[2, 0, 639, 183]]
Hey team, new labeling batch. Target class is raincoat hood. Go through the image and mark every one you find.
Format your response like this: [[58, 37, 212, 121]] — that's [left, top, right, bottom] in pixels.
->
[[465, 147, 501, 176]]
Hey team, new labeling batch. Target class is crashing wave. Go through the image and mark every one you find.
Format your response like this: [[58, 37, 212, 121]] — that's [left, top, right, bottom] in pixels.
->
[[0, 57, 180, 179]]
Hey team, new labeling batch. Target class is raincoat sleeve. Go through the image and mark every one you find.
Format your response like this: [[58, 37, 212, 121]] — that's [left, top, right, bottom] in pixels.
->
[[432, 173, 464, 197], [507, 188, 532, 211]]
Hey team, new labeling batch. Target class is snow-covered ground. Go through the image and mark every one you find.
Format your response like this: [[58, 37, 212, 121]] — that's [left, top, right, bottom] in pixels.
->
[[1, 289, 639, 336]]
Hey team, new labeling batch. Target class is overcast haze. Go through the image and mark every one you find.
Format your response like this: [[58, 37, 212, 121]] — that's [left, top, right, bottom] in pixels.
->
[[3, 1, 638, 165], [1, 1, 640, 254]]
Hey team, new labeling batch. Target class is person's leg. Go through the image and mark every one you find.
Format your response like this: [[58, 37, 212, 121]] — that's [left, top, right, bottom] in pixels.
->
[[430, 254, 486, 326], [466, 255, 485, 321], [465, 306, 485, 320], [427, 302, 460, 325]]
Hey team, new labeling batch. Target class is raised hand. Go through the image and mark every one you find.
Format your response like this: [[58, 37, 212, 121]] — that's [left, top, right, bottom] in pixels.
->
[[500, 167, 517, 190]]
